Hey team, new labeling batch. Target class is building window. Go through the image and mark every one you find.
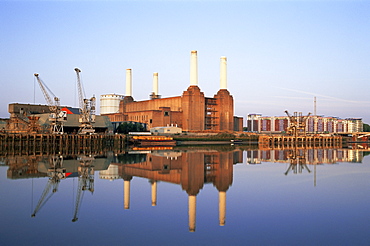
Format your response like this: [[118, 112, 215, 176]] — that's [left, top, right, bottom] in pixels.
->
[[164, 111, 169, 116], [150, 119, 152, 123]]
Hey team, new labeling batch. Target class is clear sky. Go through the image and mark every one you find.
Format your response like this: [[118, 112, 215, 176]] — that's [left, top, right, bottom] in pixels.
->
[[1, 0, 369, 123]]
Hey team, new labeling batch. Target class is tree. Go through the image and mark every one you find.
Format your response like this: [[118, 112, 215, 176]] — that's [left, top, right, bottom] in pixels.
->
[[116, 122, 146, 134], [363, 123, 370, 132]]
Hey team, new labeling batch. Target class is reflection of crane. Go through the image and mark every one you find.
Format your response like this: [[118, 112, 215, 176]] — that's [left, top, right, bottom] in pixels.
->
[[285, 110, 311, 137], [74, 68, 96, 134], [285, 147, 311, 175], [31, 156, 66, 217], [72, 156, 94, 222], [34, 73, 67, 134]]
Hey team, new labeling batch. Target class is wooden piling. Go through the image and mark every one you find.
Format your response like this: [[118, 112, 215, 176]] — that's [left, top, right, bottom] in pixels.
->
[[0, 133, 126, 156]]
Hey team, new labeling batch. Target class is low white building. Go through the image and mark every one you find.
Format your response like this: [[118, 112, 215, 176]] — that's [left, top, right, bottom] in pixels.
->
[[150, 126, 182, 135]]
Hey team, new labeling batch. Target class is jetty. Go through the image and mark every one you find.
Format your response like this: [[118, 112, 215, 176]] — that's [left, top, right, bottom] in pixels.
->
[[0, 133, 125, 156], [259, 134, 342, 149]]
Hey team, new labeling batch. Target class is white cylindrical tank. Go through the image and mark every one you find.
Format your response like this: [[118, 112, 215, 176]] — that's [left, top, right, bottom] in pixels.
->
[[100, 94, 124, 115], [99, 164, 120, 181]]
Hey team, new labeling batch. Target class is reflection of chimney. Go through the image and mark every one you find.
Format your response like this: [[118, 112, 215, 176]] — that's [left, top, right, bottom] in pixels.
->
[[124, 180, 131, 209], [126, 69, 132, 97], [153, 72, 158, 96], [188, 195, 196, 232], [190, 50, 198, 86], [220, 57, 227, 90], [219, 191, 226, 226], [151, 181, 157, 206]]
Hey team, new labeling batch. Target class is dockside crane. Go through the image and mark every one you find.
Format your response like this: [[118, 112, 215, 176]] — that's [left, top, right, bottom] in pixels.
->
[[285, 110, 311, 137], [285, 110, 298, 137], [34, 73, 66, 134], [74, 68, 96, 134]]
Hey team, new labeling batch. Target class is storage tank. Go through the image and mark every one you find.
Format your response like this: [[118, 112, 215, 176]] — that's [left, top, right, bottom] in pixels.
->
[[100, 94, 124, 115], [99, 164, 120, 181]]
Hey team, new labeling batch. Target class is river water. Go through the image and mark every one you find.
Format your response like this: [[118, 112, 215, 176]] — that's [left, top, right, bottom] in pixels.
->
[[1, 145, 369, 245]]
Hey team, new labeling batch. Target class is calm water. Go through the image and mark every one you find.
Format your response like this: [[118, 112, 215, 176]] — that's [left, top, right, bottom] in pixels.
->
[[1, 146, 370, 246]]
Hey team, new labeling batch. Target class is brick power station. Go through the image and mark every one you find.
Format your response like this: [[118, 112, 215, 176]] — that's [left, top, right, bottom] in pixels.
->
[[101, 51, 243, 132]]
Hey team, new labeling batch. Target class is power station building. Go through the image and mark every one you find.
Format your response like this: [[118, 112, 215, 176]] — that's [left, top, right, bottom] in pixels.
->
[[101, 51, 243, 132]]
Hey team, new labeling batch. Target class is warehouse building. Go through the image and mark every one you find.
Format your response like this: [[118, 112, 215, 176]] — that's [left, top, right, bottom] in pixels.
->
[[5, 103, 112, 134]]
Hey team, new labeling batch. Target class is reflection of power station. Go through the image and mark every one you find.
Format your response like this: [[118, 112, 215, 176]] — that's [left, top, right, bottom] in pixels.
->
[[114, 149, 242, 232]]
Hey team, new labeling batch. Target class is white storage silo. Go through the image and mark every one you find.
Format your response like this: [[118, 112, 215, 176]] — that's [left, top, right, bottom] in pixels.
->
[[100, 94, 124, 115]]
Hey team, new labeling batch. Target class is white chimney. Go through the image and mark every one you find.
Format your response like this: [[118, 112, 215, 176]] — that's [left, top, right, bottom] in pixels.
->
[[219, 191, 226, 226], [124, 180, 131, 209], [126, 69, 132, 97], [220, 56, 227, 90], [153, 72, 159, 95], [190, 50, 198, 86], [188, 195, 196, 232], [151, 181, 157, 206]]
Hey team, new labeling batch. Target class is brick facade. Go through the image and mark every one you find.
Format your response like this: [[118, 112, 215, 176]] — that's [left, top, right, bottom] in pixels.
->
[[104, 85, 237, 132]]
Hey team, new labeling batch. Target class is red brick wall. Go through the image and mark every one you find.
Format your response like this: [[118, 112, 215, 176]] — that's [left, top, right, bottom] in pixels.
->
[[182, 86, 205, 131], [214, 89, 234, 131]]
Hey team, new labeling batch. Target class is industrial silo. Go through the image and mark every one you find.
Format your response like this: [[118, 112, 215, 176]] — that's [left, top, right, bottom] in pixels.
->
[[100, 94, 124, 115]]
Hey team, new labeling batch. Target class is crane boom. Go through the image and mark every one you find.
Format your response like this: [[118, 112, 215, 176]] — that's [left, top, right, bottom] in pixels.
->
[[74, 68, 85, 111], [34, 73, 59, 113], [74, 68, 95, 134], [34, 73, 66, 134]]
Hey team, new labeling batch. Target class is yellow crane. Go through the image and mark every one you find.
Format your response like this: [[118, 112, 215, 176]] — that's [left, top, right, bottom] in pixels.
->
[[34, 73, 67, 134], [285, 110, 311, 137], [74, 68, 96, 134]]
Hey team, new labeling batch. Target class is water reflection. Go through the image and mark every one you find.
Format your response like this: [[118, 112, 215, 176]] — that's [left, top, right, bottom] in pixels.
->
[[1, 144, 369, 232], [2, 153, 113, 223], [246, 144, 369, 164], [31, 155, 66, 218], [112, 149, 240, 231]]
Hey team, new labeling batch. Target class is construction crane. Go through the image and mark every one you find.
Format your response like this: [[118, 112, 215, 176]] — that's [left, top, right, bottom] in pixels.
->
[[34, 73, 66, 134], [72, 155, 95, 222], [31, 155, 66, 217], [74, 68, 96, 134], [285, 110, 311, 137]]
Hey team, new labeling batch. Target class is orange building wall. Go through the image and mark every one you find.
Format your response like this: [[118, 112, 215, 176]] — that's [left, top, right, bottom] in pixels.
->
[[182, 86, 205, 132], [214, 89, 234, 131], [104, 85, 237, 132], [125, 96, 182, 112]]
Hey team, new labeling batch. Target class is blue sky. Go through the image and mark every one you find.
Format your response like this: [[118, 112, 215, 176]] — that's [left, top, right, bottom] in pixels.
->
[[1, 0, 369, 123]]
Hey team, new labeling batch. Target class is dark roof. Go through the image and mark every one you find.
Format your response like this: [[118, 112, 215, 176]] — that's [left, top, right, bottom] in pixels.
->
[[62, 107, 80, 114]]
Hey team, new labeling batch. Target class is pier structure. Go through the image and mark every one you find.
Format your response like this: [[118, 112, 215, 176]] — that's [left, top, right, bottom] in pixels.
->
[[259, 134, 342, 149], [0, 133, 125, 156]]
